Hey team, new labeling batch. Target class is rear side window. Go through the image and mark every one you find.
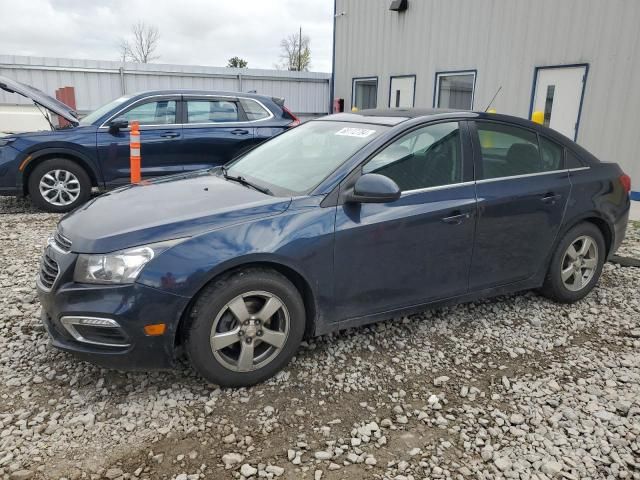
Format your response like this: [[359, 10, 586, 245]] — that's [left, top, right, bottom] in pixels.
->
[[239, 98, 271, 121], [121, 100, 176, 125], [539, 136, 564, 171], [566, 150, 585, 168], [187, 100, 239, 123], [476, 122, 547, 179], [363, 122, 462, 191]]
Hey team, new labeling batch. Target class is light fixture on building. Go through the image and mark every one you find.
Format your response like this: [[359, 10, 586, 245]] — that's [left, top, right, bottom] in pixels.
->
[[389, 0, 408, 12]]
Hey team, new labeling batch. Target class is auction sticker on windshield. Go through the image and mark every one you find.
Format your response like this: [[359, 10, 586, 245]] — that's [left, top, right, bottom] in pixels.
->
[[335, 127, 376, 138]]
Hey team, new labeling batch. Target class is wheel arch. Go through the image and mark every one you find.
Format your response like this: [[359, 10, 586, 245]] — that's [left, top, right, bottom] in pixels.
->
[[174, 260, 318, 349], [21, 148, 101, 195], [560, 213, 614, 257]]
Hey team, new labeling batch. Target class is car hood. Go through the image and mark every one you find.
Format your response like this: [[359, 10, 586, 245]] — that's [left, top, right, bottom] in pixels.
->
[[58, 172, 292, 253], [0, 74, 79, 124]]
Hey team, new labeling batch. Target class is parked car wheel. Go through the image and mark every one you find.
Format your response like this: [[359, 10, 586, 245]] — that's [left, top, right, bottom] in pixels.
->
[[540, 222, 606, 303], [28, 158, 91, 213], [185, 268, 305, 387]]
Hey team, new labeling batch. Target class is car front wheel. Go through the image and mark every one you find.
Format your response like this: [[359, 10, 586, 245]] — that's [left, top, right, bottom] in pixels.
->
[[28, 158, 91, 213], [185, 268, 305, 387], [540, 222, 606, 303]]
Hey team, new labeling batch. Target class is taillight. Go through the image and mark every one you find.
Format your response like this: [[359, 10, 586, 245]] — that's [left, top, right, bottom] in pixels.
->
[[283, 106, 300, 127], [620, 173, 631, 194]]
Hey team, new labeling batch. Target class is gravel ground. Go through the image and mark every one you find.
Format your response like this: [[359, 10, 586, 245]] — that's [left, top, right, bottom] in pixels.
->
[[1, 196, 639, 480]]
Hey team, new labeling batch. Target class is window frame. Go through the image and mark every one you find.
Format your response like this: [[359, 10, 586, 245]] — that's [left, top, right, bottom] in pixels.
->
[[99, 94, 275, 129], [352, 119, 474, 196], [184, 97, 245, 124], [433, 70, 477, 110], [99, 95, 181, 128], [388, 74, 416, 108], [469, 120, 575, 182], [351, 76, 379, 110]]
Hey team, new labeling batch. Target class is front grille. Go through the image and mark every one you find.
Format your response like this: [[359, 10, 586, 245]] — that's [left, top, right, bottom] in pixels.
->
[[39, 253, 59, 289], [53, 231, 72, 252]]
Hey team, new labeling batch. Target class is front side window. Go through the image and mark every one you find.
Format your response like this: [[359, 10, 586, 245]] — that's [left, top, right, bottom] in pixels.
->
[[187, 100, 239, 123], [81, 95, 132, 125], [435, 72, 475, 110], [352, 78, 378, 110], [226, 121, 388, 195], [363, 122, 462, 191], [476, 122, 552, 179], [239, 98, 271, 121], [120, 100, 176, 125]]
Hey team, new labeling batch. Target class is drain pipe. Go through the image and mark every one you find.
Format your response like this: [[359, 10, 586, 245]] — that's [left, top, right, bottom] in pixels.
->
[[119, 67, 126, 95]]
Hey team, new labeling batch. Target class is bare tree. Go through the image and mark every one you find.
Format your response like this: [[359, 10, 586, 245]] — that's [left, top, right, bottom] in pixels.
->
[[279, 27, 311, 71], [120, 22, 160, 63], [227, 56, 248, 68]]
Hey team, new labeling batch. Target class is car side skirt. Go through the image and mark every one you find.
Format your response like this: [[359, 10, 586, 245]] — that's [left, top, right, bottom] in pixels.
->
[[316, 276, 543, 337]]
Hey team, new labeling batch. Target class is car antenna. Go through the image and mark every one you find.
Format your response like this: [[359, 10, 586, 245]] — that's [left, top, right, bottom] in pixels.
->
[[484, 86, 502, 112]]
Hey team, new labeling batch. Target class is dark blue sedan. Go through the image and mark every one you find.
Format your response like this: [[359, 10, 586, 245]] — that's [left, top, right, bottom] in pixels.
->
[[0, 75, 298, 212], [36, 109, 631, 386]]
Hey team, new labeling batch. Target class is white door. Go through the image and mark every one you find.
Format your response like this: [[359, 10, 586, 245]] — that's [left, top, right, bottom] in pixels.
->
[[532, 65, 587, 140], [389, 76, 415, 108]]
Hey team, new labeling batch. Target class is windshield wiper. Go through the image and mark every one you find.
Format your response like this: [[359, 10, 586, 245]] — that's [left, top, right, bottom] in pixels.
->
[[221, 166, 272, 195]]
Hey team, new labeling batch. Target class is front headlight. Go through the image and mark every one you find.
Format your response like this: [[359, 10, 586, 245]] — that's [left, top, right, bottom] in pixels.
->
[[73, 239, 184, 284]]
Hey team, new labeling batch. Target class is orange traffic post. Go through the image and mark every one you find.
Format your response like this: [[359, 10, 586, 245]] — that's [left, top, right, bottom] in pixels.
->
[[130, 120, 141, 183]]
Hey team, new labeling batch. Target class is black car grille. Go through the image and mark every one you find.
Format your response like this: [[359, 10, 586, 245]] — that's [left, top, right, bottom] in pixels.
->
[[53, 231, 72, 252], [39, 253, 60, 290]]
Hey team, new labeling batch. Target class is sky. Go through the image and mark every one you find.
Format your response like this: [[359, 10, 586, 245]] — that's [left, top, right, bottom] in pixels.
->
[[0, 0, 334, 72]]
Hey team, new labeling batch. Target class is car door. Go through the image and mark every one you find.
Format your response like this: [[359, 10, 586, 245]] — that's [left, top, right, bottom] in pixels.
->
[[333, 121, 477, 320], [180, 96, 256, 171], [468, 121, 571, 290], [96, 96, 183, 185]]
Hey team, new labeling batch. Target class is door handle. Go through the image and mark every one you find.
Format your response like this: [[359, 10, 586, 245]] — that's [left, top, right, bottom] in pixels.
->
[[231, 129, 249, 135], [541, 193, 562, 204], [160, 132, 180, 138], [442, 211, 471, 225]]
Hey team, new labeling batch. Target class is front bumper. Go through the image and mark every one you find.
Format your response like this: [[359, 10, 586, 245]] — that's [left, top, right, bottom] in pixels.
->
[[36, 246, 191, 370]]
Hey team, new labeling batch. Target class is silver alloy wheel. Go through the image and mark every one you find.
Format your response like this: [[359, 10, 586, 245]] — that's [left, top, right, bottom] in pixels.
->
[[561, 235, 599, 292], [210, 290, 290, 372], [38, 169, 81, 206]]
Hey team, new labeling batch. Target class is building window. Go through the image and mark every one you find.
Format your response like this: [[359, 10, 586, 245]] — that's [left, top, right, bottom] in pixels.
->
[[352, 77, 378, 110], [389, 75, 416, 108], [434, 71, 476, 110]]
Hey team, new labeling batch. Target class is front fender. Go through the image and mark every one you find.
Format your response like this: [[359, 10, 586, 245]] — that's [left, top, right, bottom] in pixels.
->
[[136, 201, 337, 323], [18, 145, 103, 189]]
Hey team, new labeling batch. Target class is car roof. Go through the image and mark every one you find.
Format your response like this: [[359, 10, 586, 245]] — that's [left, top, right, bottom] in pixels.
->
[[126, 89, 276, 102], [319, 108, 555, 132]]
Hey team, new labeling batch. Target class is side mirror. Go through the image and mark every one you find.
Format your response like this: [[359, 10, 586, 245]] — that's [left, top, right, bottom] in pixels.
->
[[108, 117, 129, 133], [346, 173, 401, 204]]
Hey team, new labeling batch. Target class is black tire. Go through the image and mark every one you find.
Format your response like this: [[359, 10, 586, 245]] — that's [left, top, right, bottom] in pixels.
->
[[540, 222, 606, 303], [184, 268, 305, 387], [28, 158, 92, 213]]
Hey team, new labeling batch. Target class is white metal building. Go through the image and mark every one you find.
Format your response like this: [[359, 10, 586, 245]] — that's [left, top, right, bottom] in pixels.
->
[[332, 0, 640, 199], [0, 55, 331, 119]]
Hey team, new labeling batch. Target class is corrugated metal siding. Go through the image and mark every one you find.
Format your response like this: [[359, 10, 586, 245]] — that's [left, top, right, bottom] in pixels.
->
[[0, 55, 330, 115], [334, 0, 640, 191]]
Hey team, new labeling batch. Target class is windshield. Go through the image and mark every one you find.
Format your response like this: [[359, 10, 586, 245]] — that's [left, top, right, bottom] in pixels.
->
[[225, 121, 388, 195], [79, 95, 132, 126]]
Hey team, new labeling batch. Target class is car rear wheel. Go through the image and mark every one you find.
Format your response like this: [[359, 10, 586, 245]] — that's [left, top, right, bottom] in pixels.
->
[[184, 268, 305, 387], [28, 158, 91, 213], [540, 222, 606, 303]]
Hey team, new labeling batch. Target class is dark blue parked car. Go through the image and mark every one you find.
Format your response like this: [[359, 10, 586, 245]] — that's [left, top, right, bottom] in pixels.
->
[[36, 109, 631, 386], [0, 75, 298, 212]]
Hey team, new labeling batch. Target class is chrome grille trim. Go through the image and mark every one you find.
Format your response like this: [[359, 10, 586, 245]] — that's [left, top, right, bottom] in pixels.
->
[[52, 231, 72, 252], [38, 252, 59, 290]]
